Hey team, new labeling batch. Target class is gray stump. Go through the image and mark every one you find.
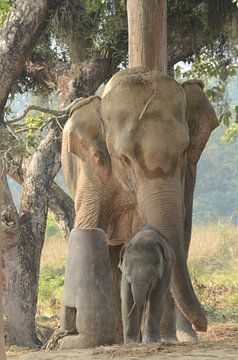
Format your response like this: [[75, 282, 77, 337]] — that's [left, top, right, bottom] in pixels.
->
[[60, 228, 116, 349]]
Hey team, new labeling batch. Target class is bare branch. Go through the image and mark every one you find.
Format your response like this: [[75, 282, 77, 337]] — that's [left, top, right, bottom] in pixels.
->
[[5, 105, 67, 124], [5, 97, 84, 125]]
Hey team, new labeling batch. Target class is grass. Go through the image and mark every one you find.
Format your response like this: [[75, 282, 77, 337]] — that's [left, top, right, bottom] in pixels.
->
[[37, 233, 66, 317], [37, 220, 238, 324], [189, 222, 238, 323]]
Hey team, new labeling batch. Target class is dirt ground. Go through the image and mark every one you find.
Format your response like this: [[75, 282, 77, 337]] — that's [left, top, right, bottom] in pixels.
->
[[6, 323, 238, 360]]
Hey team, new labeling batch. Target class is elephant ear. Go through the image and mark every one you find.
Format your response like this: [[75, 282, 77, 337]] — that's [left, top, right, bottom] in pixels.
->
[[62, 96, 111, 187], [182, 80, 219, 164]]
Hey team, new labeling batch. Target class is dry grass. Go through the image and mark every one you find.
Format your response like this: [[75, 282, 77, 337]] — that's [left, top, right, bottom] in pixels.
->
[[187, 222, 238, 323], [188, 222, 238, 265], [40, 236, 67, 270], [40, 222, 238, 270]]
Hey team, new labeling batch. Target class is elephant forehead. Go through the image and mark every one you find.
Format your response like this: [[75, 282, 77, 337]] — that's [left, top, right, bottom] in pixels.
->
[[102, 84, 186, 128]]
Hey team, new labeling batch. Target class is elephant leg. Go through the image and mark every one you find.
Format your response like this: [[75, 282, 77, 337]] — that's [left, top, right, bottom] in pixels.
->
[[160, 293, 177, 342], [121, 274, 142, 343], [143, 267, 171, 343], [60, 306, 77, 333], [176, 308, 198, 341]]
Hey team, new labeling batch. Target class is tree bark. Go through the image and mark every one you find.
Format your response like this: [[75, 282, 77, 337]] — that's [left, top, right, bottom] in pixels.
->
[[48, 182, 75, 241], [7, 165, 75, 243], [0, 159, 6, 359], [127, 0, 167, 73]]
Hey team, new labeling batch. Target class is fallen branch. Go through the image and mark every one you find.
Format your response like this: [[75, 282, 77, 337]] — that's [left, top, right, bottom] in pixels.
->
[[41, 328, 77, 351]]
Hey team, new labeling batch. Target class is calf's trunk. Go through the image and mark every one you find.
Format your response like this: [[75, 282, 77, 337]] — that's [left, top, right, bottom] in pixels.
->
[[131, 282, 150, 309]]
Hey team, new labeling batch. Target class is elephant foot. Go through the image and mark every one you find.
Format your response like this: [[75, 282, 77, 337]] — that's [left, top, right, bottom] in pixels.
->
[[160, 325, 178, 342], [176, 311, 198, 342], [124, 336, 141, 344], [176, 330, 198, 342], [142, 334, 161, 344], [160, 334, 178, 343]]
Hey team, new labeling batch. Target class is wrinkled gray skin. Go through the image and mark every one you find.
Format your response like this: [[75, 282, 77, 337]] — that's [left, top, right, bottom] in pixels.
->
[[61, 67, 219, 342], [119, 225, 175, 343]]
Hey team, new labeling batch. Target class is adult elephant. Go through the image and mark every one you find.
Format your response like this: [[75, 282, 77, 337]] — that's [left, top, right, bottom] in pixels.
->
[[61, 67, 219, 341]]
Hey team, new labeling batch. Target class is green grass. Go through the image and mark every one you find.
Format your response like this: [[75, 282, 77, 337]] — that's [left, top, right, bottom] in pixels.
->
[[38, 264, 65, 316], [37, 214, 66, 317]]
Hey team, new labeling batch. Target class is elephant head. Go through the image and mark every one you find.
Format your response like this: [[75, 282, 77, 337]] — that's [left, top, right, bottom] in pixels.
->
[[62, 67, 219, 331]]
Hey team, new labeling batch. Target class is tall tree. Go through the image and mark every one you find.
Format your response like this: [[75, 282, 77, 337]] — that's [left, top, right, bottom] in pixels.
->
[[0, 159, 5, 360], [127, 0, 167, 73], [0, 0, 61, 346]]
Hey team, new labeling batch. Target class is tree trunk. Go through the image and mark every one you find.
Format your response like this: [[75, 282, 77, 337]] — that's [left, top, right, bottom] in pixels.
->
[[0, 159, 6, 359], [127, 0, 167, 73], [0, 0, 64, 345], [6, 164, 75, 242], [48, 182, 75, 241], [2, 123, 61, 346]]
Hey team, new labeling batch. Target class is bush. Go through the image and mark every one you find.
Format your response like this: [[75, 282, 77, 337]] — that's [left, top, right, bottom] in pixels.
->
[[38, 264, 65, 316]]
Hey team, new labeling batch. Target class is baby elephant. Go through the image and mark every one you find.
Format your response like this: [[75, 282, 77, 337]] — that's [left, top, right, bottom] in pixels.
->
[[119, 225, 175, 344]]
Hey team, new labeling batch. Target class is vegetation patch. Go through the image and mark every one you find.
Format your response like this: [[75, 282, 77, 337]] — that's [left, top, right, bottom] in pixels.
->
[[189, 222, 238, 323]]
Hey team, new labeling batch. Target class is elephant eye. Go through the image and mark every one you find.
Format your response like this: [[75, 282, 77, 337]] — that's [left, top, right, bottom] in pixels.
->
[[120, 155, 131, 167]]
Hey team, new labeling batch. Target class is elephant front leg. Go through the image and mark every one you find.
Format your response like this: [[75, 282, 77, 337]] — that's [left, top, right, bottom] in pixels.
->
[[176, 308, 198, 341], [121, 275, 142, 343], [143, 269, 171, 343]]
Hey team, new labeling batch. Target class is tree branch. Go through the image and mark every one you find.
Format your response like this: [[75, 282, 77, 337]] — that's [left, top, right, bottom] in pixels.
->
[[48, 182, 75, 241], [5, 98, 84, 125], [0, 0, 61, 121]]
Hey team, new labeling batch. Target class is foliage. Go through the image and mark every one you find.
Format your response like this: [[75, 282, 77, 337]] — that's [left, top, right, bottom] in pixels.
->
[[3, 92, 61, 166], [17, 33, 60, 96], [193, 125, 238, 224], [38, 264, 65, 316], [52, 0, 128, 65], [46, 212, 62, 238], [2, 0, 238, 102], [0, 0, 12, 26], [220, 123, 238, 143], [38, 227, 66, 316], [175, 43, 238, 138]]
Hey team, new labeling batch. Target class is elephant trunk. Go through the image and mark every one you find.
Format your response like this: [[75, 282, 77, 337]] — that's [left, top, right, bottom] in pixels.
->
[[131, 282, 150, 309], [137, 181, 207, 332]]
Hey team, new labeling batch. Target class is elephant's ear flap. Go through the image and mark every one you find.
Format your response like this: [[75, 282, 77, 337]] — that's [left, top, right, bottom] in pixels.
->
[[182, 80, 219, 165], [62, 96, 111, 184]]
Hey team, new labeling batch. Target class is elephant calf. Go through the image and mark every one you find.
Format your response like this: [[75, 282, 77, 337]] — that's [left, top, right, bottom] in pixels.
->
[[119, 225, 175, 343]]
